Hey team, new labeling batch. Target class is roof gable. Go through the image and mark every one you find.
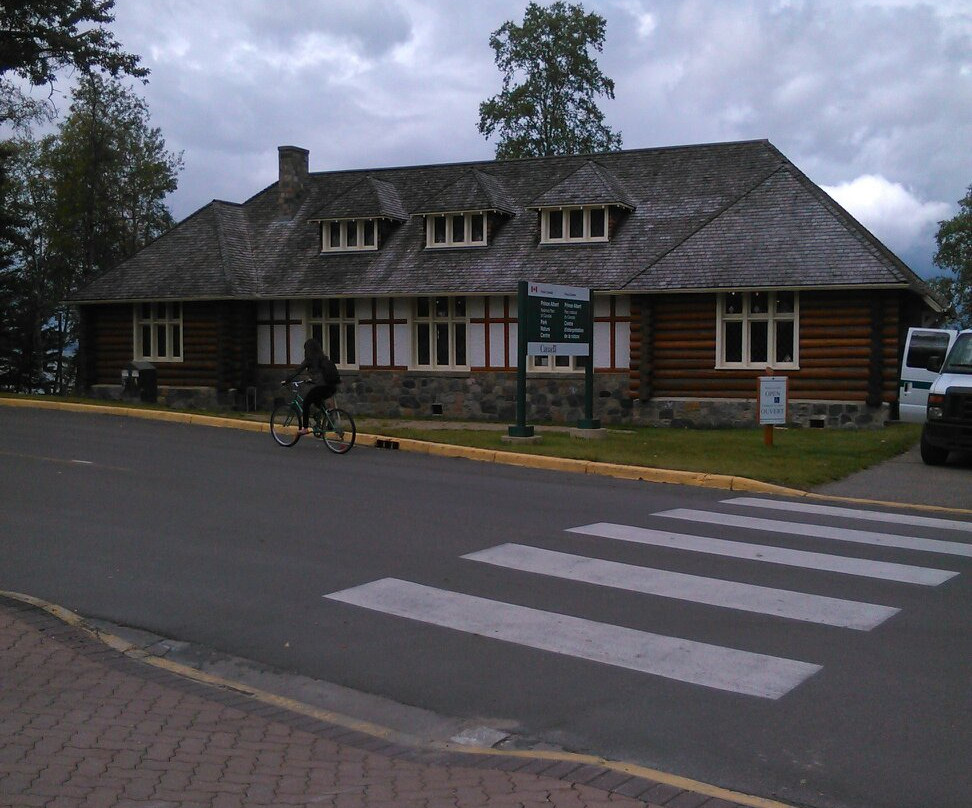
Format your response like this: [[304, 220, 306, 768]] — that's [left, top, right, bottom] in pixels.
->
[[309, 176, 408, 222], [415, 169, 517, 216], [530, 160, 636, 209]]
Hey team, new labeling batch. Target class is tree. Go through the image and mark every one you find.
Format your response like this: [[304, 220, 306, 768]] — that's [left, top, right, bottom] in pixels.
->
[[0, 0, 147, 125], [49, 73, 182, 287], [0, 140, 29, 387], [478, 1, 622, 159], [0, 76, 181, 392], [0, 2, 161, 392], [0, 135, 61, 391], [930, 185, 972, 327]]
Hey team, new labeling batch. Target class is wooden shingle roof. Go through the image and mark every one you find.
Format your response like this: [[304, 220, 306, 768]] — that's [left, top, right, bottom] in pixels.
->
[[530, 160, 635, 209], [415, 169, 517, 216], [308, 176, 408, 222], [73, 139, 930, 303]]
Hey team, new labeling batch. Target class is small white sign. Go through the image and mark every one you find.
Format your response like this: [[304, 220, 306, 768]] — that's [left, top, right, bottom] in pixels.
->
[[759, 376, 788, 425], [527, 282, 590, 301]]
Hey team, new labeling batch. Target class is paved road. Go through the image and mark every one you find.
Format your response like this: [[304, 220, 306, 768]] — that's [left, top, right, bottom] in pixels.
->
[[1, 406, 970, 808]]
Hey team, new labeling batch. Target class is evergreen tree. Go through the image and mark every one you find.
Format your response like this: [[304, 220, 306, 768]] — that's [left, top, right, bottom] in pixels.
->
[[0, 136, 61, 391], [0, 77, 181, 392], [50, 73, 182, 288], [1, 1, 155, 390], [1, 0, 146, 125]]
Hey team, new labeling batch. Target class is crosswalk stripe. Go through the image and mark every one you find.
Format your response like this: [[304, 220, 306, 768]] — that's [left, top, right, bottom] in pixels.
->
[[463, 544, 900, 630], [325, 578, 822, 699], [567, 523, 958, 585], [723, 497, 972, 534], [655, 509, 972, 558]]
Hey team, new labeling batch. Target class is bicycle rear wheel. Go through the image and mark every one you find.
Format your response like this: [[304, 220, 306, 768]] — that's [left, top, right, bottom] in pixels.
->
[[270, 403, 302, 447], [322, 408, 356, 454]]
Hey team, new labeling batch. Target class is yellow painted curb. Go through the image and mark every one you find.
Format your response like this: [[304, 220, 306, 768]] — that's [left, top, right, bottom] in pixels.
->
[[7, 395, 968, 515], [392, 436, 431, 454], [1, 588, 801, 808], [429, 742, 800, 808], [428, 443, 498, 462]]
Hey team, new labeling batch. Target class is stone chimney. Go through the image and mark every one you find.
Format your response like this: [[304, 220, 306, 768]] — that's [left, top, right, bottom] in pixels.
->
[[278, 145, 309, 217]]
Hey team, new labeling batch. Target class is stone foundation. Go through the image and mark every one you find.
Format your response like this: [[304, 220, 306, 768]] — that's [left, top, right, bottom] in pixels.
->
[[89, 384, 222, 411], [90, 373, 891, 429], [630, 397, 891, 429], [253, 370, 892, 429]]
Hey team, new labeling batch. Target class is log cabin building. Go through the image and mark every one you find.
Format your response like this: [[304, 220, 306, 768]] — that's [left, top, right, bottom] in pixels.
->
[[72, 140, 941, 427]]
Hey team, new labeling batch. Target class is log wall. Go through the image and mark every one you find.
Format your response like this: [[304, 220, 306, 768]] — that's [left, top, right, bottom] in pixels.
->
[[82, 301, 257, 392], [83, 304, 132, 387], [644, 290, 903, 403]]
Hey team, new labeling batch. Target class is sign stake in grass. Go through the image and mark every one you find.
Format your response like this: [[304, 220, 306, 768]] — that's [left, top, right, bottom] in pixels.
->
[[759, 373, 787, 447]]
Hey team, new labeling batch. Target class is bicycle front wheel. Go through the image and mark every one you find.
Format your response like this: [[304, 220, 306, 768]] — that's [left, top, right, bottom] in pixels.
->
[[322, 408, 356, 454], [270, 403, 302, 447]]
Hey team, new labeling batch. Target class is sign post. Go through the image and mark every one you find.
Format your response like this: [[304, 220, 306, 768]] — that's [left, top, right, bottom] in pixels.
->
[[508, 281, 594, 438], [509, 281, 534, 438], [578, 296, 599, 429], [758, 374, 788, 447]]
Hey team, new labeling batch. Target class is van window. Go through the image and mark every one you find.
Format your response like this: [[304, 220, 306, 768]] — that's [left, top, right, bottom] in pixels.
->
[[906, 332, 952, 370]]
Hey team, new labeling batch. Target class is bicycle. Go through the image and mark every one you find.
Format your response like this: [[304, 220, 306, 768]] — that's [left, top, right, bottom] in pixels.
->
[[270, 378, 356, 453]]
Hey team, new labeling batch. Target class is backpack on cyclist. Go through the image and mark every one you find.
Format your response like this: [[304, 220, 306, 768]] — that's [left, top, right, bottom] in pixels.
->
[[321, 353, 340, 386]]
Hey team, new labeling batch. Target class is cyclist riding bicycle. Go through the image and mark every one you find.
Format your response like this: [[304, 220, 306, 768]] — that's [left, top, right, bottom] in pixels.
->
[[286, 338, 340, 435]]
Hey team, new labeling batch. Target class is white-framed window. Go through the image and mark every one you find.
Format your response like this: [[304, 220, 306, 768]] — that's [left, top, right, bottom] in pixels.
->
[[413, 296, 467, 368], [309, 298, 357, 367], [320, 218, 377, 252], [257, 300, 303, 366], [717, 290, 799, 369], [425, 212, 487, 248], [134, 302, 182, 361], [540, 205, 608, 244]]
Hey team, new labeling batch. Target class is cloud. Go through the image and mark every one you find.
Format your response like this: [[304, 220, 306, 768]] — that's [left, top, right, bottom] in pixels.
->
[[822, 175, 950, 259], [76, 0, 970, 281]]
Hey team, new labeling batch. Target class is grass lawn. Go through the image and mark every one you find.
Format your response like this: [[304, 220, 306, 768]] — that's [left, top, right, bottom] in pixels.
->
[[360, 421, 922, 490]]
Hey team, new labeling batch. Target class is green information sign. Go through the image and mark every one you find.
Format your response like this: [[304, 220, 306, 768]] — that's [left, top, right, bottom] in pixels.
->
[[524, 282, 591, 356], [509, 280, 599, 438]]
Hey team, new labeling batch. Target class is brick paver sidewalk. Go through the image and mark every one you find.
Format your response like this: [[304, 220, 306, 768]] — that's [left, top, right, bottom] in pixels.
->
[[0, 596, 751, 807]]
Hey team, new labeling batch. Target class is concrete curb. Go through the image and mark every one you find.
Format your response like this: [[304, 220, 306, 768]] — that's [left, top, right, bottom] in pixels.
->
[[1, 588, 801, 808], [5, 395, 968, 515], [0, 396, 800, 496]]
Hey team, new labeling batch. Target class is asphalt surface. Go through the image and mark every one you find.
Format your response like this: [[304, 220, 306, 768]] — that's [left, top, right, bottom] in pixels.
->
[[813, 440, 972, 508], [0, 400, 972, 808]]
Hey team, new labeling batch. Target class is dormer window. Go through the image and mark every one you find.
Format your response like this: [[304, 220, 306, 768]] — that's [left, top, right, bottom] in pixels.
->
[[426, 212, 487, 248], [541, 205, 608, 244], [321, 218, 377, 252]]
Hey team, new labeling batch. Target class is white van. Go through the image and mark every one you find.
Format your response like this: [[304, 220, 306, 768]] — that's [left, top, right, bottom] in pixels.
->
[[898, 327, 958, 423], [920, 329, 972, 464]]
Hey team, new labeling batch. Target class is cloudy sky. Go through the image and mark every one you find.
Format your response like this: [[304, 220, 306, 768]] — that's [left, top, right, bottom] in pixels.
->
[[74, 0, 972, 278]]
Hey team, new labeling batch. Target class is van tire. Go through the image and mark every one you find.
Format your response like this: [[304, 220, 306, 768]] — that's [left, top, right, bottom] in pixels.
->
[[919, 431, 949, 466]]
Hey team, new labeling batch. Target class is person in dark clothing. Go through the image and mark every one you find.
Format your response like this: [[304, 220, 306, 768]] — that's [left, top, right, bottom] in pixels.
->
[[287, 339, 340, 435]]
